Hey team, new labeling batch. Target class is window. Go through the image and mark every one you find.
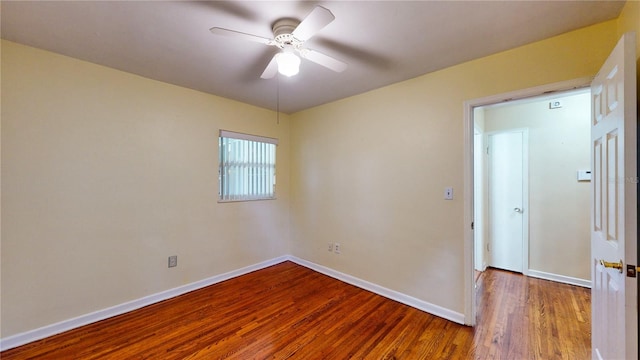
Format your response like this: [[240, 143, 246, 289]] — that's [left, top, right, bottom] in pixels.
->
[[218, 130, 277, 202]]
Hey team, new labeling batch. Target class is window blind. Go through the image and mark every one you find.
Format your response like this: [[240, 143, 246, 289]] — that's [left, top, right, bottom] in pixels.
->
[[219, 130, 277, 201]]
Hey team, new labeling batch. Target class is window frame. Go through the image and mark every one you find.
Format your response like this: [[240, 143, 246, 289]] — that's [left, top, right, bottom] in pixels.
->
[[218, 130, 278, 203]]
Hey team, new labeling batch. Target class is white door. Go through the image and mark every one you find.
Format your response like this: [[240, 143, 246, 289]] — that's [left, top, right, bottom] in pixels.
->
[[590, 32, 637, 360], [488, 130, 525, 273]]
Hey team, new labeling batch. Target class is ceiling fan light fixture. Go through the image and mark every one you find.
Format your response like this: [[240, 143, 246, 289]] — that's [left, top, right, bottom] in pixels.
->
[[275, 51, 300, 77]]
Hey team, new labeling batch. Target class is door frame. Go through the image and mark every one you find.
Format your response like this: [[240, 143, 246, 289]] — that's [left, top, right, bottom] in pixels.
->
[[462, 77, 592, 325], [473, 128, 486, 272], [485, 128, 529, 274]]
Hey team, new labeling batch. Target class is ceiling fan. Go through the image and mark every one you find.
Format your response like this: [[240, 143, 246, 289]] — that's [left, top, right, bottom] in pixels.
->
[[210, 6, 347, 79]]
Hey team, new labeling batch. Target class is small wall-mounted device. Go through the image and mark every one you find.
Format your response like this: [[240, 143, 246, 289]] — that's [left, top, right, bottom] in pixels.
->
[[549, 100, 562, 109], [577, 170, 591, 181], [444, 187, 454, 200], [168, 255, 177, 268]]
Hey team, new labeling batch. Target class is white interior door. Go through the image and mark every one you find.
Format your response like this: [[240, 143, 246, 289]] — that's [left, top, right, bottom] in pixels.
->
[[590, 32, 637, 360], [488, 130, 525, 273]]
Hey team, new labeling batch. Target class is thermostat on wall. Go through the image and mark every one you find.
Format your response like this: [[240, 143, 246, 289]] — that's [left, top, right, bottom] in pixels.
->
[[577, 170, 591, 181]]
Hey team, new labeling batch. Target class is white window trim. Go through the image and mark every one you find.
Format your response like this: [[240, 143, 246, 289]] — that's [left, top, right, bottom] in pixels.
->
[[219, 130, 278, 145]]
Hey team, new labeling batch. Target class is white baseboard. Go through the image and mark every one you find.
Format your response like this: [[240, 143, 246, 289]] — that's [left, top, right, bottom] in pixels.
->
[[287, 256, 465, 325], [1, 254, 465, 351], [527, 269, 591, 288], [0, 256, 289, 351]]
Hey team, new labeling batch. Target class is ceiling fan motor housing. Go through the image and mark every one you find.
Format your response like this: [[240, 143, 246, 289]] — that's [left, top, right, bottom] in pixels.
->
[[272, 19, 302, 48]]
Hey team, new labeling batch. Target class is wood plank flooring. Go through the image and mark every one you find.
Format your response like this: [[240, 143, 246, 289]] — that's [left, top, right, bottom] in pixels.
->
[[1, 261, 590, 359], [472, 268, 590, 359]]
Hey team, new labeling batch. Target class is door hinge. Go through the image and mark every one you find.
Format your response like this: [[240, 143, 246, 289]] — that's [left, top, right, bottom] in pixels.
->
[[471, 222, 474, 230]]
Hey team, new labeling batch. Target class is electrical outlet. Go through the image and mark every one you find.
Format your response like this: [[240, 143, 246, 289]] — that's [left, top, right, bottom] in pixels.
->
[[334, 243, 341, 254], [168, 255, 177, 268], [328, 242, 333, 252]]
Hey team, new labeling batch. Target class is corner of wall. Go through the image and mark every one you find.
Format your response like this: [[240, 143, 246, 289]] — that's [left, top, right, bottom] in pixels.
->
[[617, 0, 640, 55]]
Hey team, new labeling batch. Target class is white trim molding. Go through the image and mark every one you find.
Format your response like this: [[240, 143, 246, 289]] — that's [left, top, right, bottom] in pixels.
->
[[527, 269, 591, 288], [0, 256, 289, 351], [288, 256, 465, 325]]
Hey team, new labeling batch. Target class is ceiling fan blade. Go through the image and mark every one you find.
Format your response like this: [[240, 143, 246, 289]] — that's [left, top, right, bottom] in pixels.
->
[[292, 6, 335, 41], [261, 55, 278, 79], [210, 27, 272, 45], [301, 49, 347, 73]]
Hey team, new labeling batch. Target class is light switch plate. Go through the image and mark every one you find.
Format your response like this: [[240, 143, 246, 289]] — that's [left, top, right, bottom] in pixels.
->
[[444, 187, 454, 200], [168, 255, 177, 268]]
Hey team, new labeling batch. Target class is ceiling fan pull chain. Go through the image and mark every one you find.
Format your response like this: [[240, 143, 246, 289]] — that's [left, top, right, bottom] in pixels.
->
[[276, 76, 280, 125]]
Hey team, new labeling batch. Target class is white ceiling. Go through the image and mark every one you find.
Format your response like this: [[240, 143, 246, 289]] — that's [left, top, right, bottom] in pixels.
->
[[1, 1, 625, 114]]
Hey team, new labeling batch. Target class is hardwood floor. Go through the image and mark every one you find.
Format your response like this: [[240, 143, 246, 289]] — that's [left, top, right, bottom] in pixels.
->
[[472, 268, 590, 359], [1, 262, 590, 359]]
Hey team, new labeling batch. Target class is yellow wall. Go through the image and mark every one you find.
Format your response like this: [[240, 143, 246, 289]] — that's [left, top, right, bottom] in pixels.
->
[[1, 40, 291, 337], [617, 0, 640, 86], [289, 20, 619, 315], [618, 1, 640, 53]]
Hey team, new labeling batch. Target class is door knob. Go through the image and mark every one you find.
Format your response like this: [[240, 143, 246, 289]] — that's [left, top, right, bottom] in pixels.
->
[[514, 207, 522, 213], [599, 259, 623, 273]]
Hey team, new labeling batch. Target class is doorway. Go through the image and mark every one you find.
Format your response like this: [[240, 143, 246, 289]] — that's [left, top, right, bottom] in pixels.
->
[[463, 78, 593, 325], [474, 88, 591, 285]]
